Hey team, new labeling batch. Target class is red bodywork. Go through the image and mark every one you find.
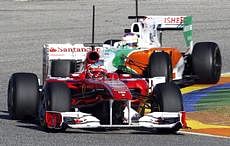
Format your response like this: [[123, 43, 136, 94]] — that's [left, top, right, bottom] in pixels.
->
[[42, 51, 187, 130], [47, 74, 148, 108], [45, 51, 149, 109]]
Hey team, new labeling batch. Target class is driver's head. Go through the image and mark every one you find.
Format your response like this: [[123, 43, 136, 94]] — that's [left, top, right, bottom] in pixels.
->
[[86, 61, 107, 79], [122, 33, 138, 48]]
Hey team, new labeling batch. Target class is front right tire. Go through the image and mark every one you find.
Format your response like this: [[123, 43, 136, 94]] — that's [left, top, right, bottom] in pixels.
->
[[7, 73, 39, 120], [39, 82, 71, 131]]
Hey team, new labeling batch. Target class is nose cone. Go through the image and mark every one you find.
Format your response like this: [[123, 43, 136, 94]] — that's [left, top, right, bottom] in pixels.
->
[[103, 80, 132, 100]]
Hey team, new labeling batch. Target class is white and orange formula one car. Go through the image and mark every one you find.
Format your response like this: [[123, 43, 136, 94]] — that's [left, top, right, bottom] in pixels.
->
[[103, 16, 222, 87], [7, 43, 187, 133]]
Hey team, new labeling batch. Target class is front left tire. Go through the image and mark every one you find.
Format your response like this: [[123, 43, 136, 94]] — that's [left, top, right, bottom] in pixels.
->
[[152, 82, 183, 133]]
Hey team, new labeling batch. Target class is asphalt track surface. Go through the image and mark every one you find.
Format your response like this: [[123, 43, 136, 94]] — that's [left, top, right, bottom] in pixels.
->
[[0, 0, 230, 145]]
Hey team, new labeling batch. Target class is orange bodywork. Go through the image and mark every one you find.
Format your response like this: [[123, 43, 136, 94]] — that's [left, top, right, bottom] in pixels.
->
[[125, 48, 182, 75]]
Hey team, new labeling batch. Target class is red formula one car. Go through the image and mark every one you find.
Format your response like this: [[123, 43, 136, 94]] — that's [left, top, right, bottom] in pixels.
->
[[7, 44, 186, 133]]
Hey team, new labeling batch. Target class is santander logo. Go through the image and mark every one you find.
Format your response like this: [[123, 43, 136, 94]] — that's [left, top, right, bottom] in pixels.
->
[[49, 48, 58, 52], [49, 47, 101, 53]]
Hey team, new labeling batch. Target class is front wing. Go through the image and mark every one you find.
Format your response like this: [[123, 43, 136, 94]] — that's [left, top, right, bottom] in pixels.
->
[[45, 111, 186, 130]]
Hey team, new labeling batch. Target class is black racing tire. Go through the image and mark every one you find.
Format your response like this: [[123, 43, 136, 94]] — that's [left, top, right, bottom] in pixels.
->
[[153, 82, 183, 133], [148, 52, 172, 82], [51, 60, 75, 77], [104, 39, 121, 46], [7, 73, 39, 120], [39, 82, 71, 132], [45, 82, 71, 112], [192, 42, 222, 84], [153, 82, 183, 112]]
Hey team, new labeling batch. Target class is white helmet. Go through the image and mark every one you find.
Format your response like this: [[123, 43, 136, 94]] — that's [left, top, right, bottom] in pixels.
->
[[122, 33, 138, 47]]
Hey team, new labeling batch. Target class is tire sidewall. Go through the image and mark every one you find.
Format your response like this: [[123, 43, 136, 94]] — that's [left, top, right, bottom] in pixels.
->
[[192, 42, 221, 83], [153, 82, 183, 112], [39, 82, 71, 131], [148, 52, 172, 81], [7, 73, 39, 120], [7, 77, 15, 119], [51, 60, 74, 78]]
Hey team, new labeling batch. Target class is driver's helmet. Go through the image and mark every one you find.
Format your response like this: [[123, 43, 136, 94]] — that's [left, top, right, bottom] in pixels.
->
[[87, 62, 107, 79], [122, 33, 138, 48]]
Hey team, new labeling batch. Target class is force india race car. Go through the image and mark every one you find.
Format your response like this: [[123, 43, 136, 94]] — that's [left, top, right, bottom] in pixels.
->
[[7, 44, 186, 132], [103, 16, 222, 86]]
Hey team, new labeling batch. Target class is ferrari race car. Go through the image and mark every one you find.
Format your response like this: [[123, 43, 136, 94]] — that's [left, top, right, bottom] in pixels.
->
[[103, 16, 222, 86], [7, 44, 186, 132]]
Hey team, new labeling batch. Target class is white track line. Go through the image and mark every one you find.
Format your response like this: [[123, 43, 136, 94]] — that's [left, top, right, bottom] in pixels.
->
[[179, 131, 230, 139]]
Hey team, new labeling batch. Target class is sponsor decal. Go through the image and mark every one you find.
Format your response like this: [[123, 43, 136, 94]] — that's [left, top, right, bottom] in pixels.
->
[[164, 16, 184, 24], [49, 47, 101, 53], [104, 80, 129, 92]]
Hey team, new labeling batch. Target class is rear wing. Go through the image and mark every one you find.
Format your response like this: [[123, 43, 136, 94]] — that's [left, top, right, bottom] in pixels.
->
[[43, 44, 103, 61], [129, 16, 193, 47], [42, 43, 103, 82], [129, 16, 186, 30]]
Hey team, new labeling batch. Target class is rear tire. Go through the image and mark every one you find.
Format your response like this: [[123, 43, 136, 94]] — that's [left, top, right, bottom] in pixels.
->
[[148, 52, 172, 82], [51, 60, 75, 77], [192, 42, 222, 83], [7, 73, 39, 120]]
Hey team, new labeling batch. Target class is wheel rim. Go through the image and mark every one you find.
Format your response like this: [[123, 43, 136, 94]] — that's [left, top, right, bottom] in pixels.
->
[[213, 48, 221, 79]]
